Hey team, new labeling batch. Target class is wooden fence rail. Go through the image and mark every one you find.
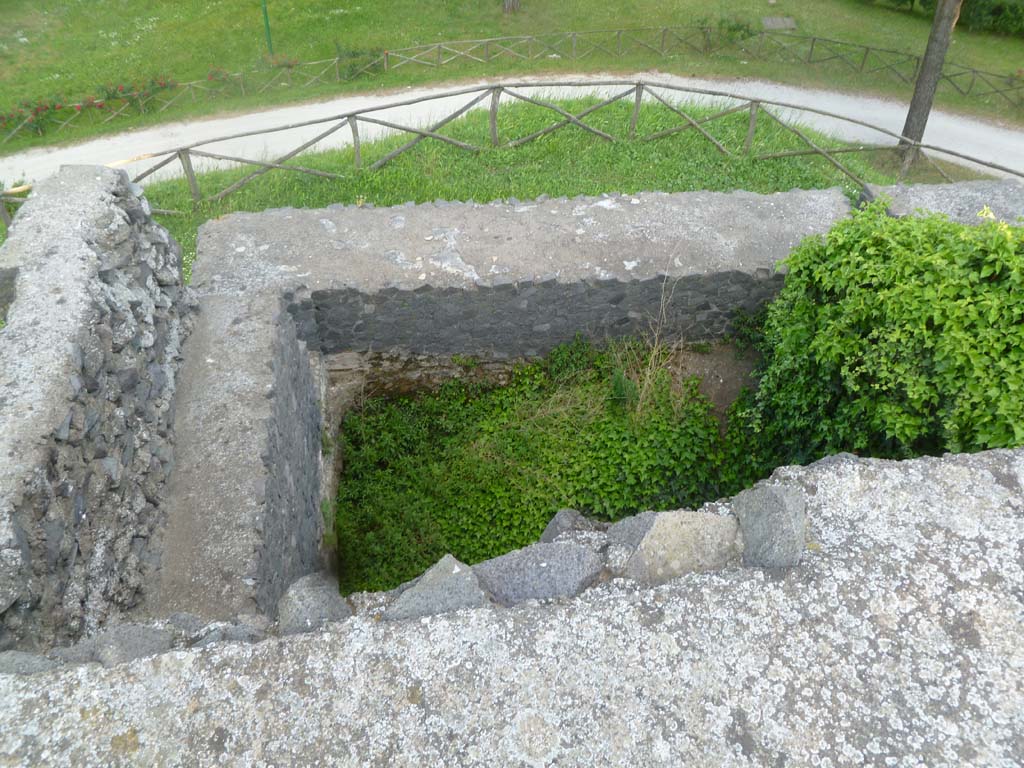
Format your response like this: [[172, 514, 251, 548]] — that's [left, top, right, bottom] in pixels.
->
[[3, 27, 1022, 146], [4, 79, 1017, 220]]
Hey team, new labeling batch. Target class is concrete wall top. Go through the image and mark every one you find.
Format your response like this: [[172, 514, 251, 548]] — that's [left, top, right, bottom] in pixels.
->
[[192, 188, 854, 296]]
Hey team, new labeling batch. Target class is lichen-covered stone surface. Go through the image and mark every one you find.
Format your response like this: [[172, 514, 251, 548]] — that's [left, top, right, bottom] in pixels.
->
[[0, 166, 193, 650], [2, 448, 1021, 767]]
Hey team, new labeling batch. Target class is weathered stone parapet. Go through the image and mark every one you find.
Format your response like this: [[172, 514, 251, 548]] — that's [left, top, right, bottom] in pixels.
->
[[1, 447, 1021, 766], [0, 166, 193, 650]]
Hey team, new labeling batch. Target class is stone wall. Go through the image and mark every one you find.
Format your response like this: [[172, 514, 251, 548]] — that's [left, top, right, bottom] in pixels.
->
[[0, 167, 193, 650], [293, 270, 782, 357], [259, 301, 324, 610]]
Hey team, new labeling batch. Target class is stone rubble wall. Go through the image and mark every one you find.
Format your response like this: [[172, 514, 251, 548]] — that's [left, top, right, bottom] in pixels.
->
[[293, 270, 782, 357], [0, 167, 194, 651]]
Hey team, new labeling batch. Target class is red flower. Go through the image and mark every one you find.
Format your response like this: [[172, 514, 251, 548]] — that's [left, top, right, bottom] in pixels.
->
[[75, 105, 82, 112], [118, 84, 124, 92]]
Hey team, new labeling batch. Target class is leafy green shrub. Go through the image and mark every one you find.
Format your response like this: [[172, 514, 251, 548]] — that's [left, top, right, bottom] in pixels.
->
[[737, 201, 1024, 471], [335, 337, 723, 593], [961, 0, 1024, 36], [914, 0, 1024, 36]]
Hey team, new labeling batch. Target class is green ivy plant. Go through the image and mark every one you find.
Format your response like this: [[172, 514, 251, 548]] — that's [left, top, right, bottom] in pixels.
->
[[335, 336, 723, 593], [739, 201, 1024, 470]]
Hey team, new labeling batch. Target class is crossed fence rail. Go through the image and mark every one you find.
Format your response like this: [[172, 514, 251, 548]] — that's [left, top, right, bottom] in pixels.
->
[[2, 26, 1022, 146], [3, 78, 1020, 226]]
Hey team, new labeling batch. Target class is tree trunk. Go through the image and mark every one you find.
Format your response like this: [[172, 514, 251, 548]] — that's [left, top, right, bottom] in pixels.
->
[[503, 0, 521, 13], [900, 0, 962, 175]]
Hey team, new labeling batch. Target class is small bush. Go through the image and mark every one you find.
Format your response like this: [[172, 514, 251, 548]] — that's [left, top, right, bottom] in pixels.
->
[[738, 201, 1024, 471]]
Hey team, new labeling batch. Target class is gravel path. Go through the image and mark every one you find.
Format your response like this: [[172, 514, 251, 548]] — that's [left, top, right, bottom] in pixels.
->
[[1, 72, 1021, 186]]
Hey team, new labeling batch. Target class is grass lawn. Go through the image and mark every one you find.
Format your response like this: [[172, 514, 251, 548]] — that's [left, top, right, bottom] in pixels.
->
[[1, 0, 1022, 156]]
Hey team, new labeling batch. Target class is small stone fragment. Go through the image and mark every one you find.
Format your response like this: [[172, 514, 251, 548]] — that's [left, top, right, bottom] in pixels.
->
[[732, 484, 807, 568], [384, 554, 489, 621], [473, 542, 604, 606], [277, 572, 352, 635], [539, 508, 596, 543]]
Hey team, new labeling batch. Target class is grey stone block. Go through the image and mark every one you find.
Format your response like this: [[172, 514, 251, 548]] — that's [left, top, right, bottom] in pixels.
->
[[539, 509, 597, 543], [733, 484, 807, 568], [0, 650, 60, 676], [473, 542, 604, 606], [621, 509, 741, 584], [277, 572, 352, 635], [384, 554, 489, 622]]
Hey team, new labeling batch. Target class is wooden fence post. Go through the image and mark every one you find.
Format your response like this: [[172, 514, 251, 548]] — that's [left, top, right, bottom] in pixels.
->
[[489, 87, 502, 146], [744, 102, 760, 154], [629, 84, 643, 138], [177, 150, 202, 204], [349, 116, 361, 170]]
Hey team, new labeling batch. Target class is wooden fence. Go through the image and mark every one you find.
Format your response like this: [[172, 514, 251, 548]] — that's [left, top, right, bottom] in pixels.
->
[[2, 26, 1022, 146], [4, 79, 1017, 222]]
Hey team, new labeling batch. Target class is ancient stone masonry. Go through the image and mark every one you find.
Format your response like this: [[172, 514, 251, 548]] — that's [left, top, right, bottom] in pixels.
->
[[0, 167, 194, 650], [1, 172, 1022, 764]]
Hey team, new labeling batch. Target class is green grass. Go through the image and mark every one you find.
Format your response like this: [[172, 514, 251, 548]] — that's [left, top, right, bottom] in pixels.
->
[[135, 97, 941, 279], [1, 0, 1022, 156]]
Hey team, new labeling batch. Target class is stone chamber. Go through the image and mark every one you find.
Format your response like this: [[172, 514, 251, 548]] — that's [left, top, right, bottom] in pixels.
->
[[0, 166, 1022, 765]]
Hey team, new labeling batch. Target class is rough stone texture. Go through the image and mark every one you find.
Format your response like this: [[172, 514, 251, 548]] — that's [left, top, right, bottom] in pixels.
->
[[732, 484, 807, 568], [539, 509, 597, 543], [0, 650, 59, 676], [621, 509, 741, 584], [139, 293, 323, 622], [384, 554, 490, 622], [0, 448, 1021, 766], [0, 167, 192, 650], [872, 179, 1024, 224], [48, 623, 173, 668], [473, 542, 605, 606], [188, 618, 268, 649], [276, 571, 352, 635], [605, 510, 658, 574]]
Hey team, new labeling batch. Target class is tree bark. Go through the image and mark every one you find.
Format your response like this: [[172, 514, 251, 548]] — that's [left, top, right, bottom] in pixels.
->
[[900, 0, 962, 174]]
